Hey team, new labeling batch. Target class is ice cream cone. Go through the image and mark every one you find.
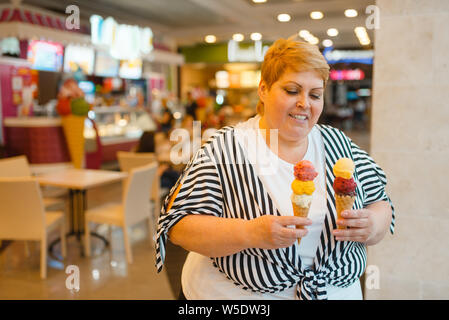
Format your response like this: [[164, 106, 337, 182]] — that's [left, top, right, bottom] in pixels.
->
[[292, 202, 311, 245], [61, 114, 85, 169], [335, 194, 356, 229]]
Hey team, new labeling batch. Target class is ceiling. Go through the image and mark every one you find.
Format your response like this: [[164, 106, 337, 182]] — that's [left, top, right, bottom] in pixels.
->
[[6, 0, 375, 48]]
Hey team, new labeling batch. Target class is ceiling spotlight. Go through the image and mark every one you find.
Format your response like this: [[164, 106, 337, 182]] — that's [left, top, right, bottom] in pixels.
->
[[344, 9, 358, 17], [355, 26, 368, 36], [204, 35, 216, 43], [232, 33, 244, 42], [304, 33, 314, 42], [277, 13, 291, 22], [327, 28, 339, 37], [360, 38, 371, 45], [250, 32, 262, 41], [322, 39, 333, 47], [308, 37, 319, 45], [354, 27, 371, 46], [310, 11, 324, 20], [298, 30, 310, 38], [252, 0, 267, 3]]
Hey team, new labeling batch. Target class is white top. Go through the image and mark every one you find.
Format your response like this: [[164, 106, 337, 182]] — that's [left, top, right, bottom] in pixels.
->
[[181, 116, 362, 300]]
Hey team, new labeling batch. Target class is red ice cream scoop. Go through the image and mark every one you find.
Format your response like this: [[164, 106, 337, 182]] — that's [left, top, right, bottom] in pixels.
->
[[333, 177, 357, 196], [294, 160, 318, 181]]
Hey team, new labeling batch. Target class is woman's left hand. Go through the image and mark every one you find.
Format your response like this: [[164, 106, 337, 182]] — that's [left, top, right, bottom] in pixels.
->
[[333, 209, 375, 243]]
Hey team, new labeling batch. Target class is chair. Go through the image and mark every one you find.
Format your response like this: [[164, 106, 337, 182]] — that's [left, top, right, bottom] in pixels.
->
[[0, 177, 66, 279], [0, 156, 67, 253], [117, 151, 156, 172], [117, 151, 161, 229], [84, 163, 158, 264], [0, 155, 65, 208]]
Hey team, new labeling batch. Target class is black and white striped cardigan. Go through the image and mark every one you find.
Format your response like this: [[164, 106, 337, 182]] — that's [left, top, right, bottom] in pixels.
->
[[156, 124, 395, 300]]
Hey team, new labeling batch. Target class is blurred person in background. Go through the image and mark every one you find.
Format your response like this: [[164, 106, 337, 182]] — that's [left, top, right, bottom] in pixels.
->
[[159, 107, 174, 134], [353, 98, 367, 130], [185, 91, 198, 120]]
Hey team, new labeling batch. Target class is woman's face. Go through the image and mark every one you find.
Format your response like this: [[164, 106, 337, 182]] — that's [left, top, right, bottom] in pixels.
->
[[259, 69, 324, 144]]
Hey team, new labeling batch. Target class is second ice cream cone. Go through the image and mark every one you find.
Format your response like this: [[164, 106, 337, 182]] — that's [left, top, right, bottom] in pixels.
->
[[335, 194, 355, 230]]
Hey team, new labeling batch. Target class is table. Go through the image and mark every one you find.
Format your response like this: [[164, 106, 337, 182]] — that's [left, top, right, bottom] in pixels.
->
[[37, 169, 128, 256]]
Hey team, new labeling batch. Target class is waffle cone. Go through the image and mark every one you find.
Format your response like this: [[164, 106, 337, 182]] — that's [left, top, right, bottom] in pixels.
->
[[335, 194, 356, 230], [61, 115, 85, 169], [291, 201, 311, 245]]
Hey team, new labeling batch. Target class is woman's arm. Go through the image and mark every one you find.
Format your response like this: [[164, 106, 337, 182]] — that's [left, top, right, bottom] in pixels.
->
[[333, 200, 392, 245], [168, 214, 312, 257]]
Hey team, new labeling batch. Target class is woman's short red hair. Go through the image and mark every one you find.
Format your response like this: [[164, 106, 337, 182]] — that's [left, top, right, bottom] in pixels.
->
[[257, 37, 330, 114]]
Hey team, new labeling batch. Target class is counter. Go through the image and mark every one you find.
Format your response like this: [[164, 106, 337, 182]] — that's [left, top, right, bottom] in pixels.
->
[[3, 116, 140, 166], [3, 117, 70, 164]]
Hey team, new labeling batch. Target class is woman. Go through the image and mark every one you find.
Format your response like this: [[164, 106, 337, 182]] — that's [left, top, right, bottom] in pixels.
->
[[156, 38, 395, 300]]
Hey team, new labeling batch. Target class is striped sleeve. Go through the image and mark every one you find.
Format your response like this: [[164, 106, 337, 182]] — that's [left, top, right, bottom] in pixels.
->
[[155, 147, 223, 272], [350, 140, 396, 234]]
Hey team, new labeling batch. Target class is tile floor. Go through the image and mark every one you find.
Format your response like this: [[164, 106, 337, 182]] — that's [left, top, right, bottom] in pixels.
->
[[0, 180, 185, 300], [0, 222, 177, 299]]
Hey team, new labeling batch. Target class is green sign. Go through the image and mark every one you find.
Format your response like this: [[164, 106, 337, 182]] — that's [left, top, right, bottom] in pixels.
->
[[180, 41, 272, 64]]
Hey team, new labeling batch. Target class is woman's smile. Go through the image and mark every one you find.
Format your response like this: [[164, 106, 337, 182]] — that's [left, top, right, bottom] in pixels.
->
[[288, 112, 309, 122]]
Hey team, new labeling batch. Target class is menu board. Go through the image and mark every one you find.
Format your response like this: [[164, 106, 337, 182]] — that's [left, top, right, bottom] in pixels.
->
[[118, 58, 142, 79], [64, 45, 95, 75], [27, 40, 63, 72], [94, 51, 119, 77]]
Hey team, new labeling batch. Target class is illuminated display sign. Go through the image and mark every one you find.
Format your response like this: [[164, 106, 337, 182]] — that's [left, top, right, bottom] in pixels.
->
[[119, 58, 142, 79], [330, 69, 365, 81], [324, 47, 374, 64], [64, 45, 95, 75], [27, 40, 63, 72], [227, 40, 269, 62], [90, 15, 153, 60]]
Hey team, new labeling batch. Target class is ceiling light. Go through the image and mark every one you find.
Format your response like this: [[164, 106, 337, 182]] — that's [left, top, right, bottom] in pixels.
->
[[204, 35, 216, 43], [354, 27, 371, 46], [327, 28, 339, 37], [310, 11, 324, 20], [354, 26, 367, 36], [345, 9, 358, 17], [298, 30, 310, 38], [304, 33, 314, 42], [308, 37, 319, 45], [232, 33, 244, 42], [277, 13, 291, 22], [252, 0, 267, 3], [360, 38, 371, 45], [322, 39, 333, 47], [250, 32, 262, 41]]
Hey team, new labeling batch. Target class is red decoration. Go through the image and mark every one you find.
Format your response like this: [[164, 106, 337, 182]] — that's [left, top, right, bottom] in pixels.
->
[[56, 97, 71, 115]]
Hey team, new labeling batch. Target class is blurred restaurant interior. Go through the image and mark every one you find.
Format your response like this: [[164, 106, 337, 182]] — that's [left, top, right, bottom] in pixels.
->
[[0, 0, 447, 300]]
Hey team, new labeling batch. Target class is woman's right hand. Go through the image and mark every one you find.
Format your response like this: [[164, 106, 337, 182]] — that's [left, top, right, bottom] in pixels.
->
[[247, 215, 312, 249]]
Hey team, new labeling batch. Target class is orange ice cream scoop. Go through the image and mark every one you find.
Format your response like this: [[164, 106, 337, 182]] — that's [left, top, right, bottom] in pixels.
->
[[333, 158, 355, 179], [294, 160, 318, 181], [291, 180, 315, 195]]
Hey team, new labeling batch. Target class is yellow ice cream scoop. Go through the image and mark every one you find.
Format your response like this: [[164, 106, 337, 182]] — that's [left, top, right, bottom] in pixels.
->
[[291, 179, 315, 195], [333, 158, 355, 179]]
